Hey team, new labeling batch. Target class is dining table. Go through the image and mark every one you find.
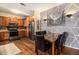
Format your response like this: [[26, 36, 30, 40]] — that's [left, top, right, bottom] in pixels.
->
[[44, 32, 59, 55]]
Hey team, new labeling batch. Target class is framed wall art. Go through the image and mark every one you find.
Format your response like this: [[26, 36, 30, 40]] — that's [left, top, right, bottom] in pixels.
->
[[47, 5, 65, 26]]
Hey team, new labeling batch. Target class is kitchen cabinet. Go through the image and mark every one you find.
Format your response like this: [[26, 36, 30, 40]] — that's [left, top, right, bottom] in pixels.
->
[[24, 16, 34, 38], [2, 16, 6, 26], [0, 30, 9, 41], [3, 31, 9, 40], [0, 16, 11, 26], [0, 16, 3, 26], [24, 16, 32, 27], [10, 17, 18, 23], [5, 17, 11, 26], [18, 29, 27, 38], [0, 16, 6, 26], [18, 19, 24, 26]]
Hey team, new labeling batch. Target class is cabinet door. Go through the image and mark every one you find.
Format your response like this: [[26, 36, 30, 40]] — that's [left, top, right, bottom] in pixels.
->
[[0, 16, 3, 26], [5, 17, 11, 26], [0, 16, 11, 26], [3, 32, 9, 40], [19, 31, 26, 38], [14, 18, 18, 23], [24, 17, 31, 27], [19, 31, 22, 37], [11, 17, 18, 23], [0, 16, 2, 25], [2, 16, 8, 26], [2, 17, 6, 26], [18, 19, 23, 26], [0, 32, 3, 41], [0, 32, 9, 41]]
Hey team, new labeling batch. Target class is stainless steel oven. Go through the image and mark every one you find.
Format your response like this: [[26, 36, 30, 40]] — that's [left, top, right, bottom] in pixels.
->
[[7, 23, 19, 40]]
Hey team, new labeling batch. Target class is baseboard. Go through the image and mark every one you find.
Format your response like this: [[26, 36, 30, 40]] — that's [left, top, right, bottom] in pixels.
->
[[64, 45, 79, 50]]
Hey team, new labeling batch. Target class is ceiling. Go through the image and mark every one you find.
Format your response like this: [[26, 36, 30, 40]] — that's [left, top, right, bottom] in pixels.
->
[[0, 3, 61, 16], [65, 3, 79, 15], [0, 3, 79, 17]]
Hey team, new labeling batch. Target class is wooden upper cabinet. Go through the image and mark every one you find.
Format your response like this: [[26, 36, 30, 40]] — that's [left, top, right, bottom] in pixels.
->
[[3, 17, 11, 26], [0, 16, 11, 26], [10, 17, 18, 23], [14, 17, 18, 23], [18, 18, 24, 26], [0, 16, 2, 26], [5, 17, 11, 26], [0, 16, 6, 26], [24, 16, 33, 27], [0, 16, 30, 26], [10, 18, 14, 23], [2, 16, 6, 26]]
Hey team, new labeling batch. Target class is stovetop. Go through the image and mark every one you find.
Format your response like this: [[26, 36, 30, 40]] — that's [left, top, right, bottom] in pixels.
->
[[8, 29, 18, 32]]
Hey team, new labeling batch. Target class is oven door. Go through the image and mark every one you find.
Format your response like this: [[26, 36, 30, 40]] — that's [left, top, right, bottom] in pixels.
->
[[10, 31, 18, 37]]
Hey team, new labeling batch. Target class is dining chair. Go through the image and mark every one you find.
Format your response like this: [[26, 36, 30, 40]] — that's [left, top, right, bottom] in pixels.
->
[[35, 35, 52, 55], [55, 32, 68, 55], [62, 32, 68, 44], [36, 31, 46, 35], [41, 31, 46, 35], [36, 31, 42, 35]]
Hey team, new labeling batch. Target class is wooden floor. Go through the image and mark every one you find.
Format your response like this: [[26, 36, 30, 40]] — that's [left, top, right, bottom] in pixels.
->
[[62, 47, 79, 55], [0, 38, 36, 55], [15, 38, 36, 55], [0, 38, 79, 55]]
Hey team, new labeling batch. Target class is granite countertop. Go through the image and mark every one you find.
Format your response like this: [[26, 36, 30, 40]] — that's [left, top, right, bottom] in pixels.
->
[[0, 29, 9, 32], [0, 29, 27, 32], [18, 29, 27, 31]]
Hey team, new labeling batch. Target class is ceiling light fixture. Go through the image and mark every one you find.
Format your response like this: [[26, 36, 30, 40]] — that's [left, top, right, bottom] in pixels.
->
[[19, 3, 25, 6]]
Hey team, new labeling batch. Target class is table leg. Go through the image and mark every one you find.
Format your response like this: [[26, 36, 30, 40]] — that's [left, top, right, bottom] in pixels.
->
[[52, 42, 55, 55]]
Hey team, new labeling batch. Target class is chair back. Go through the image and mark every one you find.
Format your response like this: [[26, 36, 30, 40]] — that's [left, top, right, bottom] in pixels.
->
[[36, 31, 46, 35], [36, 31, 42, 35], [62, 32, 68, 43], [35, 35, 45, 51], [55, 34, 63, 48], [55, 32, 68, 49], [41, 31, 46, 35]]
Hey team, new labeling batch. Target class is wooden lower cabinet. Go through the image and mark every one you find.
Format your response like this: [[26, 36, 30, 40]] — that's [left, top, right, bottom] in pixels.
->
[[0, 31, 9, 41], [0, 29, 28, 41], [18, 30, 26, 38]]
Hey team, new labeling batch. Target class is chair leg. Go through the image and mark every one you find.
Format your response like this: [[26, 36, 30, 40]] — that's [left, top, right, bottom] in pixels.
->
[[35, 48, 38, 55], [48, 48, 52, 55], [36, 50, 38, 55], [35, 44, 38, 55], [57, 48, 61, 55], [55, 49, 58, 55]]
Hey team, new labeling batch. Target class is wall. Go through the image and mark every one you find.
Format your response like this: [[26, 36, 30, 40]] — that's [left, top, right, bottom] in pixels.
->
[[0, 12, 20, 18], [40, 4, 79, 49]]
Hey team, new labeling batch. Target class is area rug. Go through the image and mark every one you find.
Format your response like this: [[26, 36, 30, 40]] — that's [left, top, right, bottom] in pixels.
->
[[0, 43, 21, 55]]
